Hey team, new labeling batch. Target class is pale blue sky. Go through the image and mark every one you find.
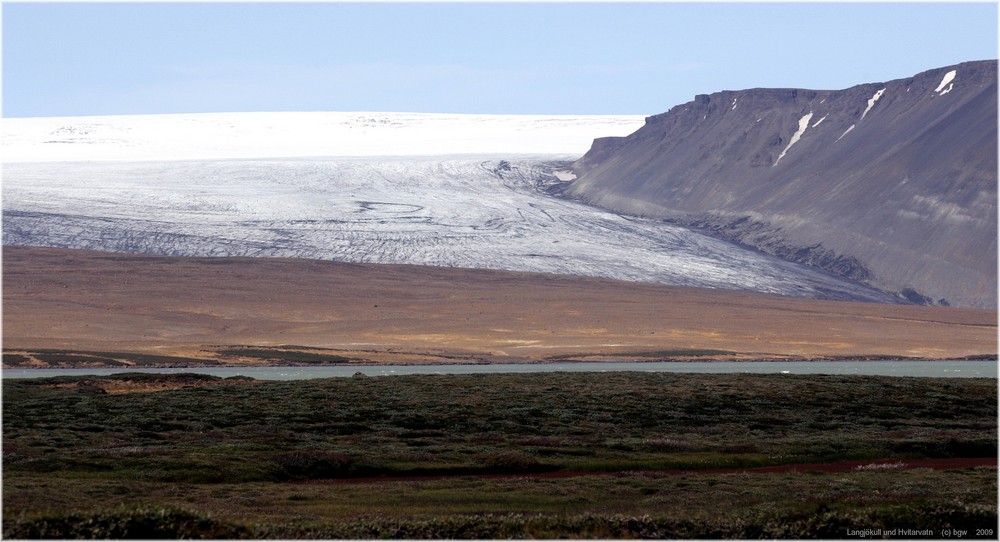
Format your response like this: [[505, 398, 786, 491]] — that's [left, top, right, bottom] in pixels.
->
[[3, 2, 997, 117]]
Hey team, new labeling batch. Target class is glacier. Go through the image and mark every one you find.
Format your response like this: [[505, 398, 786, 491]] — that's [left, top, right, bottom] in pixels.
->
[[2, 112, 896, 302]]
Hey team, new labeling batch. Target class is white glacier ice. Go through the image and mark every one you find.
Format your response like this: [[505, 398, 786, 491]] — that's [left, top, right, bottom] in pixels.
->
[[2, 111, 646, 162], [2, 112, 894, 302]]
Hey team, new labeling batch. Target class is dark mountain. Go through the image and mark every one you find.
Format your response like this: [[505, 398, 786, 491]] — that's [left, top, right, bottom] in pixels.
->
[[566, 60, 997, 308]]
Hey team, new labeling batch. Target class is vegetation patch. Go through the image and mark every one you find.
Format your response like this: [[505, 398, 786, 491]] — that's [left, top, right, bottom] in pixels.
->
[[3, 506, 247, 539], [221, 347, 352, 364], [33, 353, 127, 366], [3, 349, 214, 368], [1, 353, 32, 366], [546, 348, 737, 360], [110, 352, 218, 366], [36, 372, 260, 395], [5, 499, 996, 539], [4, 372, 995, 537]]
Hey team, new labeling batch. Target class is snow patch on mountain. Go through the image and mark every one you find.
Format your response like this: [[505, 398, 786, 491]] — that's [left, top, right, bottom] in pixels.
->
[[836, 124, 856, 141], [860, 88, 886, 120], [935, 70, 957, 95], [774, 112, 813, 166]]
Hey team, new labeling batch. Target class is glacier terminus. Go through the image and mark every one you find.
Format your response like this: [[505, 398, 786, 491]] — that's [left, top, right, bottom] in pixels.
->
[[2, 112, 896, 302]]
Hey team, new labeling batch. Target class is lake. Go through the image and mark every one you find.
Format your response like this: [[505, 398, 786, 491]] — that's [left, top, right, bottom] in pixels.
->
[[2, 360, 995, 380]]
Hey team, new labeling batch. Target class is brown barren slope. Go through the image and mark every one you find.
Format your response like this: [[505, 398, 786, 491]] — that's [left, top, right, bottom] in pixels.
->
[[2, 246, 996, 365]]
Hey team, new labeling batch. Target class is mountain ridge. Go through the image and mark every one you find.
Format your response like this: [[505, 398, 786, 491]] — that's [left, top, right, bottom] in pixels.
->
[[566, 60, 997, 308]]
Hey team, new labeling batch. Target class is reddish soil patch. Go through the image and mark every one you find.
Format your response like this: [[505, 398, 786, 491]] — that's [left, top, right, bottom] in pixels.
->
[[653, 456, 998, 475], [316, 457, 998, 485]]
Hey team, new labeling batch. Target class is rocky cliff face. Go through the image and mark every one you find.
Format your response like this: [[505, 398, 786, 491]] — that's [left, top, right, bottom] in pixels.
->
[[567, 60, 997, 308]]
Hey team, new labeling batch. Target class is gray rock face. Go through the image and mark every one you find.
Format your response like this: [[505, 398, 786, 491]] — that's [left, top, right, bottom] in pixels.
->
[[567, 61, 997, 308]]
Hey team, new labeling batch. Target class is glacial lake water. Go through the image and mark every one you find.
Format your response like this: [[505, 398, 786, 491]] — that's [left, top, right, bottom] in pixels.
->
[[2, 361, 995, 380]]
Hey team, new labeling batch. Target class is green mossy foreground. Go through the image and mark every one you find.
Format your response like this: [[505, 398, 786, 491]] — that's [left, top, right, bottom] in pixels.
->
[[3, 371, 997, 538]]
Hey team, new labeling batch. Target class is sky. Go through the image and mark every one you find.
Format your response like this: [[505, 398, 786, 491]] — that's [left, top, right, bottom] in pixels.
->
[[2, 2, 997, 118]]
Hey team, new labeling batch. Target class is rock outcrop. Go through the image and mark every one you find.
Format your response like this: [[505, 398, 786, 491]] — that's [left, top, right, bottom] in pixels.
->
[[567, 60, 997, 308]]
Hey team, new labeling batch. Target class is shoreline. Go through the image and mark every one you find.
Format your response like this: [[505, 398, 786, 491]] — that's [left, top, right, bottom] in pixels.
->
[[4, 351, 996, 371]]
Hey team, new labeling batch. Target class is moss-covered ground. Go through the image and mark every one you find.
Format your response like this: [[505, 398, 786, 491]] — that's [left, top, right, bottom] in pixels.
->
[[3, 371, 996, 538]]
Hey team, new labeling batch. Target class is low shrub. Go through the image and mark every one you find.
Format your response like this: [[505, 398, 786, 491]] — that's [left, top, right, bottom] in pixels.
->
[[34, 353, 126, 366], [273, 451, 380, 480], [223, 348, 350, 364], [640, 437, 699, 452], [2, 353, 31, 366], [891, 438, 998, 458], [3, 506, 247, 539], [246, 502, 1000, 539], [474, 451, 546, 473]]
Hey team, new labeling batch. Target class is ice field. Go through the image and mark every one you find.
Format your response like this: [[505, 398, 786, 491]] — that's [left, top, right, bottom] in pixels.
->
[[2, 112, 895, 301]]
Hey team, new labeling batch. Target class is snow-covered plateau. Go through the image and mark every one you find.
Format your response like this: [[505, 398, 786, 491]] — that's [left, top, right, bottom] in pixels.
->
[[2, 112, 895, 302], [2, 111, 645, 162]]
